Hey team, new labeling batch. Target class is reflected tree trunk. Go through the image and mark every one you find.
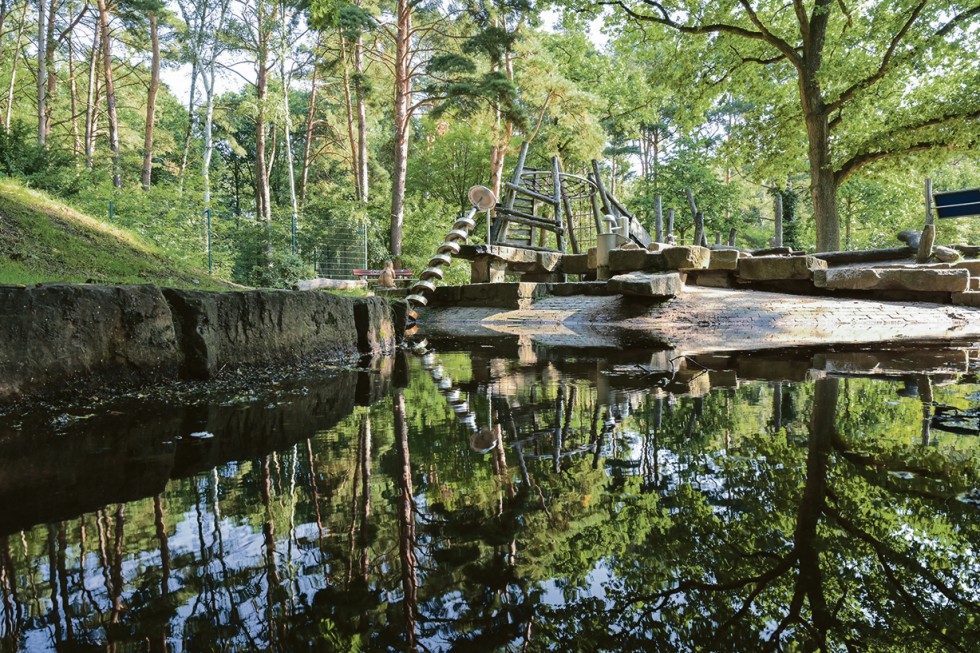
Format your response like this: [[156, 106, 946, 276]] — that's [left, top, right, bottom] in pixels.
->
[[394, 392, 418, 650]]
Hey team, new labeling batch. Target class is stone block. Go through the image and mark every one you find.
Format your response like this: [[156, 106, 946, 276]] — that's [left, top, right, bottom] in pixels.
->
[[813, 267, 969, 292], [559, 253, 591, 274], [661, 246, 711, 270], [708, 249, 739, 270], [546, 282, 619, 297], [694, 270, 735, 288], [608, 272, 682, 299], [646, 242, 667, 252], [587, 247, 598, 270], [738, 255, 827, 281], [608, 248, 660, 273], [952, 291, 980, 307], [432, 282, 545, 309], [953, 260, 980, 275], [0, 284, 182, 399]]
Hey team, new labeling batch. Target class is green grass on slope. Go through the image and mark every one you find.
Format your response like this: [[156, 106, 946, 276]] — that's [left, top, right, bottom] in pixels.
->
[[0, 179, 234, 289]]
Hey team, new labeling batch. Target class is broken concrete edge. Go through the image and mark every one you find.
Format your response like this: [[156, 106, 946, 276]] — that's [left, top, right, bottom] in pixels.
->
[[0, 283, 403, 403]]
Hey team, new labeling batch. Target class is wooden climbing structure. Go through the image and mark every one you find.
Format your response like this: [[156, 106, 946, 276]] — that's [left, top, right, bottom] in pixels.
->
[[490, 142, 653, 255]]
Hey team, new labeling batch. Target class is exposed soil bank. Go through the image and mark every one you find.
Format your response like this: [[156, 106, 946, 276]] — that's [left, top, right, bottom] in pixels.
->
[[0, 283, 398, 401]]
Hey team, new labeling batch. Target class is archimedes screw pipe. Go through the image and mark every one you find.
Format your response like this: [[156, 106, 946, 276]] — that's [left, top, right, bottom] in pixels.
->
[[405, 185, 497, 351]]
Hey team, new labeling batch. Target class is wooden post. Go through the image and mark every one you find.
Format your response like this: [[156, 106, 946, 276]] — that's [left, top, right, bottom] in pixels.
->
[[693, 211, 705, 248], [588, 175, 604, 232], [591, 159, 617, 217], [714, 232, 721, 245], [925, 177, 934, 225], [654, 195, 663, 242], [686, 189, 697, 218], [491, 141, 529, 243], [666, 208, 674, 243], [552, 157, 565, 253], [774, 192, 784, 247], [728, 228, 737, 247], [557, 160, 579, 254]]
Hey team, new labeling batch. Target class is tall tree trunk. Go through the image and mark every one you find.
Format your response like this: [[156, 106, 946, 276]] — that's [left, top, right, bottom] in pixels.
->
[[96, 0, 121, 187], [44, 0, 56, 141], [141, 11, 160, 190], [488, 50, 514, 200], [37, 0, 47, 145], [299, 59, 317, 208], [84, 20, 100, 167], [389, 0, 412, 267], [803, 104, 839, 252], [354, 35, 368, 203], [254, 0, 272, 254], [177, 63, 199, 191], [280, 30, 299, 255], [4, 1, 29, 131], [394, 392, 417, 650], [202, 66, 216, 205], [339, 33, 360, 200], [67, 0, 80, 155]]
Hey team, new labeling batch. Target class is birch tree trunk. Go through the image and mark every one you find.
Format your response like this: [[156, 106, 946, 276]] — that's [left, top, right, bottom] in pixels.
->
[[67, 1, 81, 155], [4, 1, 29, 131], [202, 68, 216, 206], [141, 12, 161, 190], [254, 0, 272, 226]]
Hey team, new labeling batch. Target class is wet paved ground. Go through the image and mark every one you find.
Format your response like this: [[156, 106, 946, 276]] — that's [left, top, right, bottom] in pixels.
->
[[419, 285, 980, 353]]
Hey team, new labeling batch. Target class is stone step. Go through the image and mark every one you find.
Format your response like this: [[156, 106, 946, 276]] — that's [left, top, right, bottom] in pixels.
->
[[607, 272, 683, 299], [952, 290, 980, 307], [814, 267, 969, 292]]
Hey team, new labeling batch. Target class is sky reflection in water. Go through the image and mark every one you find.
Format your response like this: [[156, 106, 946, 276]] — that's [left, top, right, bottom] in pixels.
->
[[1, 345, 979, 652]]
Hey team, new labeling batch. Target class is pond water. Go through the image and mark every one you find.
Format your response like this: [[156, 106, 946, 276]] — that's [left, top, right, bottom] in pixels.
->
[[1, 343, 979, 652]]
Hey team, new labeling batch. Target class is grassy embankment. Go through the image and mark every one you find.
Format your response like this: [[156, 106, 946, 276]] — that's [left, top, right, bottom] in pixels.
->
[[0, 179, 233, 289]]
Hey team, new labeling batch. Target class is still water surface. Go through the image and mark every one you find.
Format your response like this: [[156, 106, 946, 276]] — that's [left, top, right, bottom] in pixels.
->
[[1, 345, 979, 651]]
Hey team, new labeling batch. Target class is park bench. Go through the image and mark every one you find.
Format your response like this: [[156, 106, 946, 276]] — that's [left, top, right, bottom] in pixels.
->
[[352, 268, 414, 286], [933, 187, 980, 219]]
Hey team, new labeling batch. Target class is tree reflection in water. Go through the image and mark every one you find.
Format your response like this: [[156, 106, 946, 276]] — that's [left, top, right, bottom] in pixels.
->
[[0, 348, 979, 651]]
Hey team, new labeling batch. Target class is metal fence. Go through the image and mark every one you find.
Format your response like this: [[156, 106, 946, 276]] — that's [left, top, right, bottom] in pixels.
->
[[313, 222, 368, 279]]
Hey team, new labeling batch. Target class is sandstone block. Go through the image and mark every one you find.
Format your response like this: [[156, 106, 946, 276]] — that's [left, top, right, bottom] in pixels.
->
[[813, 267, 969, 292], [432, 282, 545, 309], [587, 247, 598, 270], [694, 270, 735, 288], [953, 260, 980, 275], [738, 255, 827, 281], [609, 248, 660, 273], [559, 253, 590, 274], [661, 246, 710, 270], [707, 249, 739, 270], [0, 284, 181, 399], [608, 272, 682, 298], [952, 291, 980, 307]]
